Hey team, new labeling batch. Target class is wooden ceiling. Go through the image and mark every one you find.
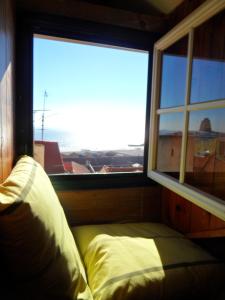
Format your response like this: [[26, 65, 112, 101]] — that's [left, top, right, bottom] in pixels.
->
[[15, 0, 186, 33], [76, 0, 184, 15]]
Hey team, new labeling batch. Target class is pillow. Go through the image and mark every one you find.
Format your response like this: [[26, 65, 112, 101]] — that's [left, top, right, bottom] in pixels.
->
[[72, 222, 225, 300], [0, 155, 92, 300]]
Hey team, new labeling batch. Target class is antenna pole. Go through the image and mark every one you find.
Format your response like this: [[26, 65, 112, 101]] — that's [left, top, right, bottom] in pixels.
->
[[41, 90, 48, 140]]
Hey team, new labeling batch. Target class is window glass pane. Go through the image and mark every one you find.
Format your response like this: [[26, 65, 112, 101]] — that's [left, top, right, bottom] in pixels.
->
[[191, 9, 225, 103], [160, 36, 188, 108], [33, 35, 148, 175], [186, 108, 225, 201], [156, 113, 183, 179]]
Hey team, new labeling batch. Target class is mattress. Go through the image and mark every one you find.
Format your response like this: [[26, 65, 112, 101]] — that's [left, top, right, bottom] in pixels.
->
[[72, 222, 225, 300]]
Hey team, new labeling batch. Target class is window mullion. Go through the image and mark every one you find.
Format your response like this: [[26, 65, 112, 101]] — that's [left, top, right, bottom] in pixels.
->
[[157, 106, 184, 114], [179, 29, 194, 183], [188, 99, 225, 111], [148, 48, 161, 171]]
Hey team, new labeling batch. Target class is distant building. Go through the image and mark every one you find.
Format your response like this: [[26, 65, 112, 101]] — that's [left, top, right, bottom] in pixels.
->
[[63, 161, 90, 174], [100, 165, 143, 173], [157, 129, 225, 197], [34, 141, 65, 174], [199, 118, 212, 132]]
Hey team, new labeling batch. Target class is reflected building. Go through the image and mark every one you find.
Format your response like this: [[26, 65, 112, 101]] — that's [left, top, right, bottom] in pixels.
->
[[157, 117, 225, 199]]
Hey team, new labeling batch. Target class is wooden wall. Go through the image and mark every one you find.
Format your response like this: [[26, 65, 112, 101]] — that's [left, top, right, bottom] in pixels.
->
[[57, 186, 161, 226], [0, 0, 15, 182], [168, 0, 206, 29], [162, 187, 225, 238]]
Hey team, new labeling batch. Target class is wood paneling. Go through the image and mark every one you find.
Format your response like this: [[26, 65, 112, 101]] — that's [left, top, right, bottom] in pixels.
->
[[162, 188, 191, 233], [190, 205, 211, 232], [168, 0, 206, 30], [187, 228, 225, 239], [16, 0, 166, 33], [0, 0, 15, 182], [162, 187, 225, 237], [57, 186, 161, 226], [210, 214, 225, 230]]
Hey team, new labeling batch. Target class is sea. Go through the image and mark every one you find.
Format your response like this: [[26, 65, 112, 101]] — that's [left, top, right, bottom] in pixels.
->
[[34, 128, 138, 153], [34, 128, 86, 152]]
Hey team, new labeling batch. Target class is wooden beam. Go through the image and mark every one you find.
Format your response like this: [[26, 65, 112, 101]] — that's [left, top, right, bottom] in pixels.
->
[[16, 0, 166, 32]]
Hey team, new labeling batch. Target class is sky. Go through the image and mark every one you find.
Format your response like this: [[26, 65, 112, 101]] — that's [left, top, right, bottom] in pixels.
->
[[33, 36, 149, 151], [159, 54, 225, 133], [33, 37, 225, 151]]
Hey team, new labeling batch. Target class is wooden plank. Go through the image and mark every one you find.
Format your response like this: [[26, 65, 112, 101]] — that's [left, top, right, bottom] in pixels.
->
[[2, 0, 14, 181], [156, 0, 225, 50], [186, 228, 225, 239], [142, 186, 161, 221], [210, 215, 225, 230], [162, 187, 225, 237], [168, 0, 206, 29], [16, 0, 166, 32], [57, 186, 161, 225], [190, 204, 211, 232], [0, 0, 14, 182], [161, 188, 191, 233], [0, 0, 6, 182]]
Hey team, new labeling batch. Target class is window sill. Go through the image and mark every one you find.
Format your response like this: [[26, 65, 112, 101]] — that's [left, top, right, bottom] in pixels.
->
[[50, 172, 157, 190], [148, 170, 225, 222]]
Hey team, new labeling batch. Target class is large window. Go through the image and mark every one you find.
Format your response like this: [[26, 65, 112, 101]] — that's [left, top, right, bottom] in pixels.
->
[[148, 1, 225, 221], [33, 35, 149, 175]]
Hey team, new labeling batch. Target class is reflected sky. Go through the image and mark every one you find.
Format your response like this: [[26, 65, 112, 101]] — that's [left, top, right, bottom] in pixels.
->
[[159, 108, 225, 136], [191, 58, 225, 103], [159, 112, 183, 133], [189, 108, 225, 134], [160, 54, 187, 108]]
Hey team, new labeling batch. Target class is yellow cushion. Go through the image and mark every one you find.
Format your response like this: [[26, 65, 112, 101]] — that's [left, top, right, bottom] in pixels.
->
[[72, 222, 225, 300], [0, 156, 92, 300]]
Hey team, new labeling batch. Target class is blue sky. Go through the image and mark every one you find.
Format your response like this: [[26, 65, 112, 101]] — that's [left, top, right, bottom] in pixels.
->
[[33, 37, 225, 151], [159, 54, 225, 133], [191, 58, 225, 103], [33, 35, 149, 151], [160, 54, 225, 109], [160, 54, 187, 108], [159, 109, 225, 134]]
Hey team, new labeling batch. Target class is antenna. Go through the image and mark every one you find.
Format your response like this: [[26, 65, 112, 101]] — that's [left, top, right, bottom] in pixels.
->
[[41, 90, 48, 141]]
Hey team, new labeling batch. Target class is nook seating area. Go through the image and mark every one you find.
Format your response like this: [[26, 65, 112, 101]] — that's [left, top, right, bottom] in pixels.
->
[[0, 156, 225, 300]]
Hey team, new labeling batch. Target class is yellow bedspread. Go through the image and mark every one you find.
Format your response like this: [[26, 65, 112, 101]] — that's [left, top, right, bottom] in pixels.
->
[[72, 222, 225, 300]]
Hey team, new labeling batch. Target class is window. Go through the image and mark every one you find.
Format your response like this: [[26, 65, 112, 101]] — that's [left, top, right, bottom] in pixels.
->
[[33, 35, 149, 175], [148, 1, 225, 221]]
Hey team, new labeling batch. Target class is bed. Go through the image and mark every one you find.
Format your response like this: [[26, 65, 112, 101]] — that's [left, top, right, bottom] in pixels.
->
[[1, 155, 225, 300], [72, 222, 225, 300]]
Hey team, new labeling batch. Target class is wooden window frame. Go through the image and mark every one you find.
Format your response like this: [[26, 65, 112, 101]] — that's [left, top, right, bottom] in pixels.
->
[[148, 0, 225, 221], [16, 13, 159, 190]]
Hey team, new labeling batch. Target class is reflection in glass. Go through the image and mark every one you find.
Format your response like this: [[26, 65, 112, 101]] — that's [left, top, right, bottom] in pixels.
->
[[191, 58, 225, 103], [156, 113, 183, 179], [160, 36, 188, 108], [186, 109, 225, 201], [191, 9, 225, 103]]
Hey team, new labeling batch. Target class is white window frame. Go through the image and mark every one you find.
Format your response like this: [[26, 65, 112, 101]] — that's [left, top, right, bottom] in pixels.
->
[[148, 0, 225, 221]]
